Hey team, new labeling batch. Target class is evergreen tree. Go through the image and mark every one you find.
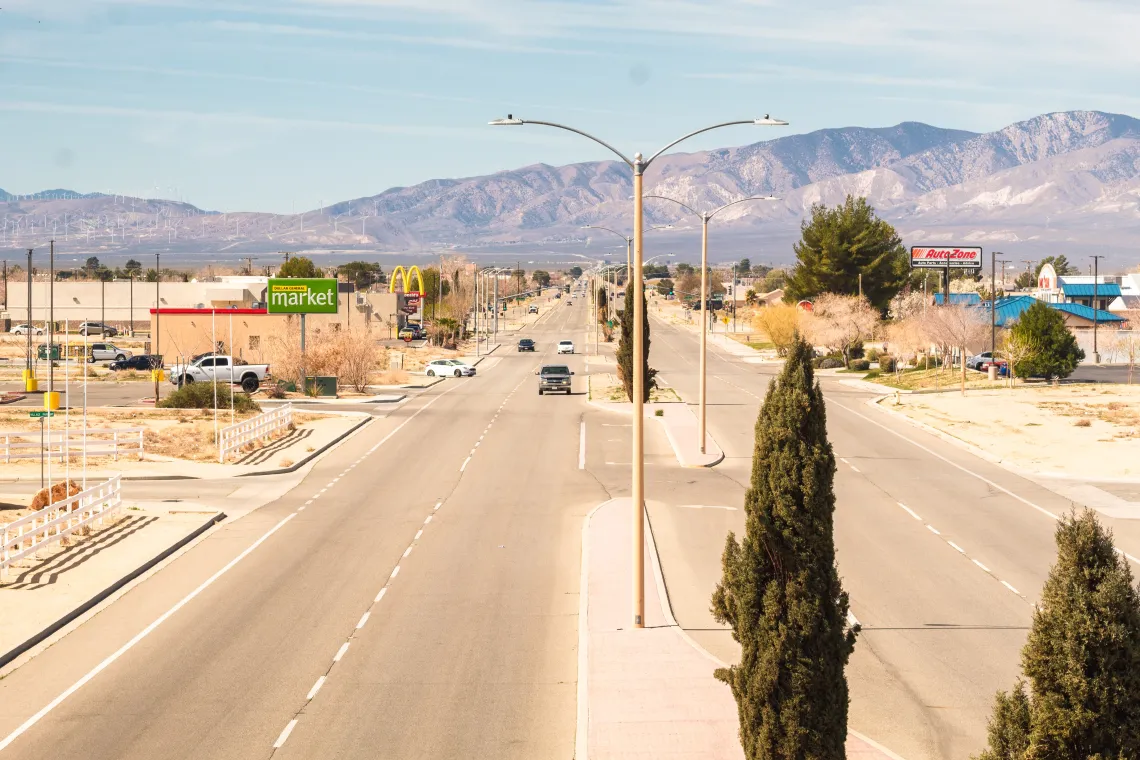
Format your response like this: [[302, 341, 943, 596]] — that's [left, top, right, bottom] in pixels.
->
[[615, 285, 656, 402], [711, 336, 857, 759], [783, 195, 908, 313], [278, 256, 319, 278], [977, 510, 1140, 759], [1009, 300, 1084, 380]]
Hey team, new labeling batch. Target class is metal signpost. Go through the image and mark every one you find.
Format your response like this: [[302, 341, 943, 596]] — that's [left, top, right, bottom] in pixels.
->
[[267, 277, 339, 393], [30, 410, 55, 488], [909, 246, 984, 303]]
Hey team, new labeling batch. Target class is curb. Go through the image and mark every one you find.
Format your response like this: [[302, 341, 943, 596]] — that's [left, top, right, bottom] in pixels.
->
[[236, 416, 372, 477], [0, 511, 226, 672]]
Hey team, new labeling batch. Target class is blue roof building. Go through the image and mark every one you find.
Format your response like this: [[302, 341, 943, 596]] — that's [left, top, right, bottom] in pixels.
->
[[933, 293, 982, 306], [981, 295, 1125, 328]]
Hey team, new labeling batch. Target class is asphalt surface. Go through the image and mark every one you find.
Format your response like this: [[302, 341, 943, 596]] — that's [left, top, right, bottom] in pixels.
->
[[641, 316, 1140, 760], [0, 292, 595, 759]]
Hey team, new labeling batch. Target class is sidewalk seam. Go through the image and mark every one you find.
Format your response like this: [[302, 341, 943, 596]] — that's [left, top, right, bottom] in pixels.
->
[[577, 499, 614, 760], [0, 511, 226, 672]]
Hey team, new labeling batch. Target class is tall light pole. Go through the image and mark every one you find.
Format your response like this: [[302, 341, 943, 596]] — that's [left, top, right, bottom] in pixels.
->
[[492, 113, 788, 627], [154, 253, 161, 403], [645, 195, 779, 454], [1092, 255, 1106, 363]]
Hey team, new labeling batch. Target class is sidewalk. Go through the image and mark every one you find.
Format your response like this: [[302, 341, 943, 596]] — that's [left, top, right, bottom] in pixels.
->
[[586, 399, 723, 467], [581, 497, 905, 760]]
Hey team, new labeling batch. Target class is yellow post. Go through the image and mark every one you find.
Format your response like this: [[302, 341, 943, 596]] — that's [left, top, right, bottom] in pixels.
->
[[44, 391, 60, 411]]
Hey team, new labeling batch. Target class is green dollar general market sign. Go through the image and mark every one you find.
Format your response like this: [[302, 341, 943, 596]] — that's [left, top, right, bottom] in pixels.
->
[[266, 278, 339, 314]]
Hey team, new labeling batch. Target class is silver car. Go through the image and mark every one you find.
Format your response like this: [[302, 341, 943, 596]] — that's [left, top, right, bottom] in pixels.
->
[[88, 343, 132, 362]]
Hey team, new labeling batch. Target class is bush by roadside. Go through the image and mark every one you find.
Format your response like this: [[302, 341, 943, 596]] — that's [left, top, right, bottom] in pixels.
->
[[158, 382, 261, 413]]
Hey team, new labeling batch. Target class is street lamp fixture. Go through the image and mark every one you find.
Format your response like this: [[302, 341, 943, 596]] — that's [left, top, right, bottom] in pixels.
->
[[645, 194, 780, 454], [492, 112, 788, 628]]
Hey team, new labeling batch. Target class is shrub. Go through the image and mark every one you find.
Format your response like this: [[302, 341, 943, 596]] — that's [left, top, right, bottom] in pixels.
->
[[1010, 300, 1084, 380], [847, 341, 865, 360], [158, 382, 261, 413], [813, 356, 845, 369], [848, 359, 871, 371], [865, 348, 880, 361], [879, 356, 897, 373]]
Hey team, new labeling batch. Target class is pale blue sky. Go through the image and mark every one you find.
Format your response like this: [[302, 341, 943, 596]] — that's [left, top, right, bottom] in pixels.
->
[[2, 0, 1139, 213]]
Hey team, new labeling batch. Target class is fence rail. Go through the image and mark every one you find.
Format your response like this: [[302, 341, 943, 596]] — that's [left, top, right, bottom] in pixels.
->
[[219, 404, 293, 462], [1, 475, 123, 576], [0, 428, 144, 463]]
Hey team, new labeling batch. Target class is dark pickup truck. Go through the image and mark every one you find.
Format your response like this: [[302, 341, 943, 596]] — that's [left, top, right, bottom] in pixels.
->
[[537, 364, 574, 395]]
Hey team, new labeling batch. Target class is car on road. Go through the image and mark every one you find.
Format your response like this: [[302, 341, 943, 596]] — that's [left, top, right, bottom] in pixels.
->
[[557, 340, 575, 354], [78, 321, 118, 337], [528, 305, 539, 314], [109, 354, 162, 371], [537, 364, 574, 395], [168, 354, 270, 392], [518, 338, 536, 352], [966, 351, 1007, 371], [88, 343, 132, 362], [554, 292, 562, 299], [10, 323, 43, 336], [425, 358, 476, 377]]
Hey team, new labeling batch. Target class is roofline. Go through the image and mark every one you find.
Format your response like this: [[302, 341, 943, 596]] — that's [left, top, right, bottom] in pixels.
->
[[149, 308, 269, 315]]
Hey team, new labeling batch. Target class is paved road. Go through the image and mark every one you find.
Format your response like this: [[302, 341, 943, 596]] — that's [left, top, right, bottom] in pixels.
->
[[0, 294, 597, 759], [639, 317, 1140, 760]]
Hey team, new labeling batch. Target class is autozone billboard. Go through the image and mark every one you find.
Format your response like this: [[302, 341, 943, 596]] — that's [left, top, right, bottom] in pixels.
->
[[910, 246, 983, 269]]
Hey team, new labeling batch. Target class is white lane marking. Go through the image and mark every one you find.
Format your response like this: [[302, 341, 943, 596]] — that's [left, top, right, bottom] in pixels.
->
[[374, 587, 387, 603], [1001, 580, 1020, 595], [846, 610, 860, 628], [460, 456, 471, 472], [849, 464, 861, 473], [306, 676, 326, 701], [973, 559, 991, 572], [0, 513, 296, 753], [390, 566, 401, 579], [318, 488, 327, 494], [402, 546, 412, 558], [579, 421, 586, 470], [655, 374, 669, 387], [926, 525, 941, 536], [947, 541, 965, 553], [897, 502, 922, 521], [469, 447, 476, 455], [304, 499, 313, 505], [297, 506, 306, 512], [356, 612, 370, 629], [424, 515, 432, 524], [434, 502, 441, 510], [333, 642, 350, 662], [274, 720, 298, 749], [678, 504, 738, 511], [414, 529, 423, 540], [479, 434, 485, 442]]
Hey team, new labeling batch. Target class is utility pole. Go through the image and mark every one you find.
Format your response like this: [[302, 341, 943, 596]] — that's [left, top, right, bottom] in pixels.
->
[[129, 274, 134, 335], [26, 249, 34, 390], [990, 251, 1001, 357], [1092, 255, 1106, 363], [48, 240, 56, 410], [998, 258, 1011, 291], [2, 260, 6, 310], [1022, 260, 1034, 289], [154, 253, 161, 403]]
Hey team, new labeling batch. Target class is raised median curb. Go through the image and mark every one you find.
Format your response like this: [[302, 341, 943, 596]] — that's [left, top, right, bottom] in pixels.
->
[[578, 497, 907, 760], [585, 399, 724, 468], [0, 511, 226, 673]]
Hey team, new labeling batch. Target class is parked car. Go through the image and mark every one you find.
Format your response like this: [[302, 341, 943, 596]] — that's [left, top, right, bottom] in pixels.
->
[[78, 321, 117, 337], [425, 358, 476, 377], [528, 305, 539, 314], [518, 338, 536, 352], [554, 292, 562, 299], [557, 340, 575, 355], [537, 364, 574, 395], [88, 343, 132, 362], [966, 351, 1007, 371], [398, 324, 425, 341], [10, 323, 43, 336], [168, 354, 270, 392], [109, 354, 162, 371]]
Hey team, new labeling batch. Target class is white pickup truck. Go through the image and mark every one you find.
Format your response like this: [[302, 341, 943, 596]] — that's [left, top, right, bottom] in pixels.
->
[[168, 354, 270, 393]]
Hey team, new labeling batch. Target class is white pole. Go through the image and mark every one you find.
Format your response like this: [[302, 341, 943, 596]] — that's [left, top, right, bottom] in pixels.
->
[[229, 311, 235, 428], [212, 310, 218, 447], [82, 325, 87, 491], [64, 318, 69, 489]]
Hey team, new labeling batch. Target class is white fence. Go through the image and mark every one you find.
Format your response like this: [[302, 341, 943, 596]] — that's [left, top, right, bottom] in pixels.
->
[[0, 428, 144, 463], [219, 403, 293, 463], [1, 475, 123, 576]]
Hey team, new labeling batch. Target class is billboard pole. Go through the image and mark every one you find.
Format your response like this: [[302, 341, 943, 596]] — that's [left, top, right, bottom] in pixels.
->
[[300, 313, 306, 394]]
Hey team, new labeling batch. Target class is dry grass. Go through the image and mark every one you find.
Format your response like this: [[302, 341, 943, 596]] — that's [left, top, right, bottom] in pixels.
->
[[373, 369, 409, 385], [1075, 418, 1092, 427]]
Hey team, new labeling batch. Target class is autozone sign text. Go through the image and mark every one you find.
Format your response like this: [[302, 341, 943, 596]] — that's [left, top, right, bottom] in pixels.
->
[[910, 246, 983, 269]]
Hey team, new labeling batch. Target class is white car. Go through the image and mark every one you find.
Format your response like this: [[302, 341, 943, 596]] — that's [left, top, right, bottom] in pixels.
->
[[425, 358, 477, 377], [557, 340, 575, 354], [11, 324, 44, 336]]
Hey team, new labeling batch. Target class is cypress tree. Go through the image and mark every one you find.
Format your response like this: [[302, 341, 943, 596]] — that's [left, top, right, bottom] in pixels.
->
[[978, 510, 1140, 759], [615, 285, 656, 402], [711, 336, 857, 759]]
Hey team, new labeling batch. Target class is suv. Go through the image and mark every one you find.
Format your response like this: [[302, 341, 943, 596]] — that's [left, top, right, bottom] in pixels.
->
[[79, 321, 117, 337], [109, 354, 161, 371], [528, 304, 539, 314], [398, 325, 425, 341], [88, 343, 131, 362], [518, 338, 536, 352], [537, 364, 573, 395]]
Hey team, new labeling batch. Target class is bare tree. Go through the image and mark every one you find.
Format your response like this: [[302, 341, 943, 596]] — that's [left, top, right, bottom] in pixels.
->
[[1110, 328, 1139, 384], [885, 317, 929, 382], [888, 288, 928, 321], [804, 293, 880, 365], [1000, 328, 1039, 389], [753, 303, 802, 356], [924, 304, 991, 394]]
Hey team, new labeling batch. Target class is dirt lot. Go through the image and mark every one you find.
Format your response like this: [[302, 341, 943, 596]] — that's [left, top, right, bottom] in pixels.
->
[[887, 383, 1140, 479], [588, 372, 682, 403]]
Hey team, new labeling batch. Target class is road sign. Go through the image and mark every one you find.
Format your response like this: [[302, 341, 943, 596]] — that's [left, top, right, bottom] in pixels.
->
[[721, 316, 730, 325], [266, 278, 339, 314], [910, 246, 983, 269], [29, 410, 55, 418]]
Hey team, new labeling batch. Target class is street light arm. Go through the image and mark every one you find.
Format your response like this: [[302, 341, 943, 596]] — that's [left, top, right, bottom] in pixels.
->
[[584, 225, 632, 243], [645, 120, 755, 167], [644, 195, 702, 220], [706, 195, 779, 221], [508, 119, 635, 167]]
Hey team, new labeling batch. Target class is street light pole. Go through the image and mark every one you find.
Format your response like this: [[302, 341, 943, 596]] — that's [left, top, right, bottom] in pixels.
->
[[1092, 255, 1106, 363], [645, 195, 778, 455], [492, 113, 788, 628], [154, 253, 161, 403]]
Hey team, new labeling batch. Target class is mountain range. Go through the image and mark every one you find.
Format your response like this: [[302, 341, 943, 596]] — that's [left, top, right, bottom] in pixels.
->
[[4, 110, 1140, 265]]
